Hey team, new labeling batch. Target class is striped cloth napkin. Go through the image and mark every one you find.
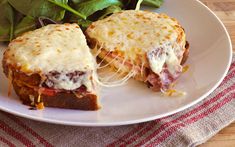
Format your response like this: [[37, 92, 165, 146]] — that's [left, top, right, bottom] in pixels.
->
[[0, 55, 234, 147]]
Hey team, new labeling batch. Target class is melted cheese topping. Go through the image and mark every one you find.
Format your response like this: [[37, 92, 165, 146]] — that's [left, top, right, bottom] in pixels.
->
[[6, 24, 96, 91], [86, 10, 186, 76]]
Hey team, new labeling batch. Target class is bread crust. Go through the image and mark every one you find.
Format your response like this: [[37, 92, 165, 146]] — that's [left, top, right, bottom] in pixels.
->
[[13, 80, 99, 110]]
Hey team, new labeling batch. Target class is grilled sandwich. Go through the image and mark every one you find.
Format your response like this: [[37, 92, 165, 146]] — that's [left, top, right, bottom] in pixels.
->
[[2, 23, 100, 110], [86, 10, 189, 91]]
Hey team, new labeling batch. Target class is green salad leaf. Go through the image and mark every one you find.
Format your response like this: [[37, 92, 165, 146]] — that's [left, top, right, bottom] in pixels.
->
[[70, 0, 86, 4], [143, 0, 163, 8], [14, 16, 36, 37], [0, 0, 14, 41], [98, 5, 122, 19], [0, 0, 164, 42], [74, 0, 122, 18], [47, 0, 86, 19], [123, 0, 163, 10], [77, 19, 92, 28], [8, 0, 68, 21]]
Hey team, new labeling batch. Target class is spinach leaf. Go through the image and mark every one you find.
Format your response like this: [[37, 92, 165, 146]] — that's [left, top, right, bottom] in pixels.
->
[[14, 16, 36, 37], [121, 0, 163, 9], [0, 0, 163, 42], [119, 0, 132, 9], [47, 0, 86, 19], [0, 0, 14, 41], [121, 0, 137, 9], [14, 15, 60, 38], [143, 0, 163, 8], [99, 5, 121, 19], [75, 5, 122, 29], [75, 0, 122, 18], [70, 0, 86, 4], [8, 0, 68, 21], [77, 19, 92, 28]]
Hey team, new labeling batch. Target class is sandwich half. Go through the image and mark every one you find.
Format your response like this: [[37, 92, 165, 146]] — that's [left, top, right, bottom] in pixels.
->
[[2, 23, 100, 110], [86, 10, 189, 91]]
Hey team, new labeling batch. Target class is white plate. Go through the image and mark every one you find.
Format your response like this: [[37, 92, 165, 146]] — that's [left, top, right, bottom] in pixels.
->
[[0, 0, 232, 126]]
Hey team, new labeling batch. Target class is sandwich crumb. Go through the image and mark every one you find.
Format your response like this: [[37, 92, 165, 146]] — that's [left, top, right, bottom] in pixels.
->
[[163, 89, 186, 97], [182, 65, 189, 73], [36, 102, 44, 110]]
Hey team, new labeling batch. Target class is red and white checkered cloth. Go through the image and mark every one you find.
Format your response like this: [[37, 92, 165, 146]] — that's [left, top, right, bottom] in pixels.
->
[[0, 55, 234, 147]]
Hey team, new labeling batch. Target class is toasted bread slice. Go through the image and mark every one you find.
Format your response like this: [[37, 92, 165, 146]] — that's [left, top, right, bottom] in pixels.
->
[[86, 10, 189, 91], [2, 24, 100, 110]]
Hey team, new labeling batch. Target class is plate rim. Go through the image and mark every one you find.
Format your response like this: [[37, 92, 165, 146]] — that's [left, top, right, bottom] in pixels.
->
[[0, 0, 233, 127]]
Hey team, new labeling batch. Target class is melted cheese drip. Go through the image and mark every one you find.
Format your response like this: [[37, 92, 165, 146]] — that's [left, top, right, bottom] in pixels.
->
[[87, 10, 186, 77], [6, 24, 96, 91]]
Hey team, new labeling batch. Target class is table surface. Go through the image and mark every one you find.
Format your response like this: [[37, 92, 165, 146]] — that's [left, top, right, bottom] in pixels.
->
[[200, 0, 235, 146]]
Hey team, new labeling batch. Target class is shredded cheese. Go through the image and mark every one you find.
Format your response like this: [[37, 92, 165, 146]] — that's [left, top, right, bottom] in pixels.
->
[[182, 65, 189, 73], [162, 89, 186, 97], [36, 102, 44, 110]]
